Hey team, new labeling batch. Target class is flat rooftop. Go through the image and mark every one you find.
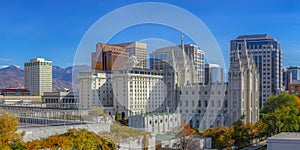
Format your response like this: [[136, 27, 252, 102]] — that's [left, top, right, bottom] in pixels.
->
[[268, 132, 300, 141]]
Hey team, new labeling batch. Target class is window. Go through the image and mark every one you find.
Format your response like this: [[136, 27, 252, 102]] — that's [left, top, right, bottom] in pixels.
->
[[233, 101, 237, 108]]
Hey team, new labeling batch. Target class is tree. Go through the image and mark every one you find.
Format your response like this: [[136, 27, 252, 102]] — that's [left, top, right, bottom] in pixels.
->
[[232, 114, 251, 148], [92, 106, 106, 116], [255, 120, 267, 141], [176, 122, 197, 150], [261, 93, 300, 136], [0, 110, 25, 149], [244, 122, 257, 145], [115, 111, 120, 121], [24, 128, 115, 150], [202, 126, 234, 149]]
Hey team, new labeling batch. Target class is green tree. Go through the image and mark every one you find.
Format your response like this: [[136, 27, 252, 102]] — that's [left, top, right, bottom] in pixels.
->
[[261, 93, 300, 136], [92, 106, 107, 116], [115, 111, 120, 121], [232, 114, 251, 148], [0, 110, 25, 149], [255, 120, 267, 141], [202, 126, 234, 149]]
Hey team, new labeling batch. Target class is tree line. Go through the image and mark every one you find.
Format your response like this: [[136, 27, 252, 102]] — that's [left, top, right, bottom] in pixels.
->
[[202, 93, 300, 149]]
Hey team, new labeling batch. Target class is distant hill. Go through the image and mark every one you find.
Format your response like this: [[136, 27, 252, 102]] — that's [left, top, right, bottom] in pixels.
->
[[0, 65, 89, 90], [0, 65, 24, 88]]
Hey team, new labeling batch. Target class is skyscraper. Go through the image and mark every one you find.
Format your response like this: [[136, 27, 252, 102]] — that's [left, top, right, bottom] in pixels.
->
[[24, 58, 52, 96], [230, 34, 282, 107], [228, 40, 260, 125], [204, 64, 224, 84], [118, 42, 147, 68], [92, 43, 129, 71], [92, 42, 147, 71], [287, 66, 300, 82]]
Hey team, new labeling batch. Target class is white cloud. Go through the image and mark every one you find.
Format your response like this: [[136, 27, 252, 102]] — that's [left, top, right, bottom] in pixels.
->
[[0, 59, 11, 62]]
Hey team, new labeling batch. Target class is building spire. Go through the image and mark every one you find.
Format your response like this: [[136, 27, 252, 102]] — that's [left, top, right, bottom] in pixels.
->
[[181, 34, 184, 47], [181, 34, 186, 62], [171, 48, 176, 71], [235, 44, 240, 61], [241, 37, 249, 58]]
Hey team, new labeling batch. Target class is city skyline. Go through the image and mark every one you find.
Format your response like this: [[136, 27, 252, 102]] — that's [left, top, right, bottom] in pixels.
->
[[0, 0, 299, 70]]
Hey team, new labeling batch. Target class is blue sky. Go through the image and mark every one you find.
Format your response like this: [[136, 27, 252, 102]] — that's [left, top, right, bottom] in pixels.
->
[[0, 0, 299, 70]]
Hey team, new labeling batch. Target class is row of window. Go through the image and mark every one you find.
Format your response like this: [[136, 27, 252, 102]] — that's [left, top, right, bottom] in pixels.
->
[[179, 90, 227, 95], [25, 62, 52, 66]]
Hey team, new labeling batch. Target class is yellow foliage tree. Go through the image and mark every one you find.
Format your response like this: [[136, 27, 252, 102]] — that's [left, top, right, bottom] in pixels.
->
[[202, 126, 234, 149], [24, 128, 115, 150], [0, 110, 25, 149]]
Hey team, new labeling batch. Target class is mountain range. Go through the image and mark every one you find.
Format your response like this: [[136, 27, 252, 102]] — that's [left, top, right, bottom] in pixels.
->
[[0, 65, 89, 90]]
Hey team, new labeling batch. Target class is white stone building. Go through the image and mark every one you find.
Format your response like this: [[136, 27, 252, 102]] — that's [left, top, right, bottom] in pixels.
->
[[228, 40, 260, 125], [178, 83, 228, 131], [111, 68, 165, 118], [43, 91, 79, 108], [150, 36, 202, 112], [129, 111, 181, 134], [230, 34, 282, 108], [78, 68, 166, 119], [43, 91, 79, 103], [78, 71, 112, 109], [24, 58, 52, 96]]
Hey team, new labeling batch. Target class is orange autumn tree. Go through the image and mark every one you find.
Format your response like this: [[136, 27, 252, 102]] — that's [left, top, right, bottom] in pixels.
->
[[176, 122, 197, 150]]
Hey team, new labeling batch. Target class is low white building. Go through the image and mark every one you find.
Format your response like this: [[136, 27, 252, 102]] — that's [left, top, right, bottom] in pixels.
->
[[112, 68, 165, 118], [78, 68, 166, 119], [267, 132, 300, 150], [43, 92, 79, 103], [178, 83, 228, 132], [78, 71, 112, 108], [155, 134, 212, 149], [118, 134, 156, 150], [129, 111, 180, 134]]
